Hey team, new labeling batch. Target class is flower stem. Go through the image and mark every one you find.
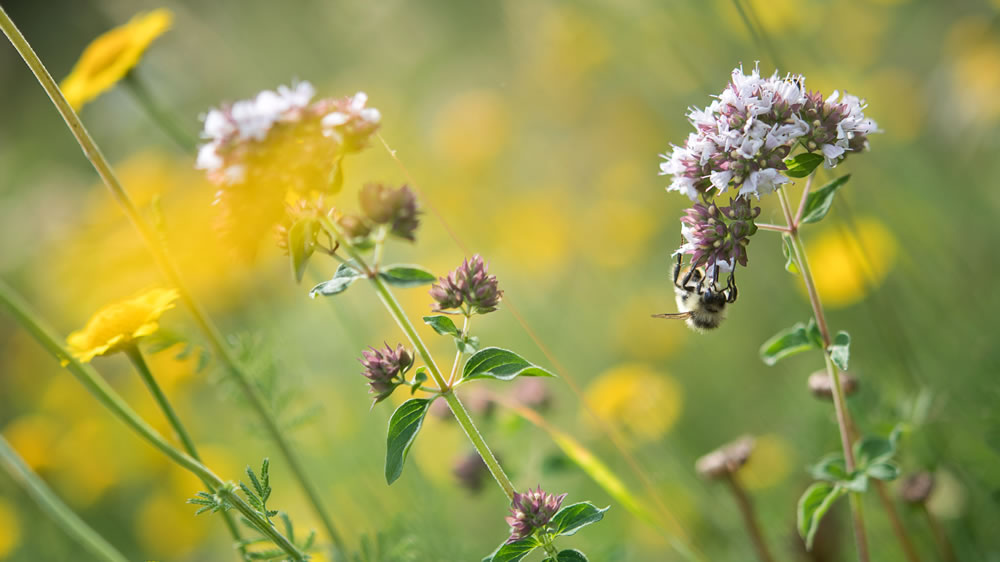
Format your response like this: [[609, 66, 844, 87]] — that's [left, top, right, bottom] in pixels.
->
[[540, 538, 560, 558], [0, 280, 306, 561], [124, 346, 250, 561], [874, 481, 923, 562], [723, 473, 775, 562], [0, 435, 128, 562], [0, 7, 343, 552], [776, 184, 870, 562], [320, 216, 517, 501], [446, 315, 470, 386]]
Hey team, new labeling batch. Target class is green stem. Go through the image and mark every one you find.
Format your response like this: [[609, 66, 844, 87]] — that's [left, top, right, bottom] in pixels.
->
[[123, 71, 198, 152], [124, 346, 249, 561], [0, 280, 306, 561], [540, 538, 560, 558], [0, 7, 343, 551], [446, 315, 470, 386], [0, 435, 128, 562], [724, 473, 775, 562], [320, 216, 517, 500], [776, 184, 869, 562]]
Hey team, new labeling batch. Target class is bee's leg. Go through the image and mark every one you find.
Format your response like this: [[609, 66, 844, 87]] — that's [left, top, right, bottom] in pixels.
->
[[672, 253, 682, 288], [682, 264, 696, 288], [726, 270, 739, 303]]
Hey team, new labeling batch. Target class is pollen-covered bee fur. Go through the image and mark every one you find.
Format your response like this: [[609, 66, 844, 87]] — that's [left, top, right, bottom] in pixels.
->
[[652, 258, 737, 332]]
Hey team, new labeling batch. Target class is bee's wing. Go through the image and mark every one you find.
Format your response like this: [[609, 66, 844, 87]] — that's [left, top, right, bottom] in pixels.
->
[[651, 312, 693, 320]]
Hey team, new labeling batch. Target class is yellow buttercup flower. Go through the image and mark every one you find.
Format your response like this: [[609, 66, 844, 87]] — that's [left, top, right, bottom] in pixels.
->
[[66, 288, 179, 363], [60, 9, 173, 110]]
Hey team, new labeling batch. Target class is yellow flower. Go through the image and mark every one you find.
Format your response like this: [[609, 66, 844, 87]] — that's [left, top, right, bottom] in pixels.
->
[[66, 288, 179, 363], [59, 9, 173, 110], [584, 363, 682, 443]]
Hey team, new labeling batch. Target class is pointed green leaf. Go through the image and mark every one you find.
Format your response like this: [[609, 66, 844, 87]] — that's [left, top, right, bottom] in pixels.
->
[[550, 502, 609, 537], [781, 233, 799, 274], [309, 262, 364, 297], [385, 398, 432, 484], [378, 264, 436, 287], [484, 537, 539, 562], [797, 482, 846, 550], [801, 175, 851, 224], [760, 321, 822, 366], [784, 152, 824, 178], [828, 331, 851, 371], [423, 315, 460, 337], [463, 347, 555, 381], [288, 218, 319, 283], [854, 432, 897, 467]]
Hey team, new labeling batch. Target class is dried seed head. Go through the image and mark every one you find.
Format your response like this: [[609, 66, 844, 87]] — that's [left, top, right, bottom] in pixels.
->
[[808, 371, 859, 400], [359, 343, 413, 404], [505, 486, 567, 543], [900, 471, 935, 504], [695, 435, 755, 480]]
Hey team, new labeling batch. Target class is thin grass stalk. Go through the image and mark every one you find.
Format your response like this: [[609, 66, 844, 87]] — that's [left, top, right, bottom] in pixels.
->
[[0, 7, 343, 551]]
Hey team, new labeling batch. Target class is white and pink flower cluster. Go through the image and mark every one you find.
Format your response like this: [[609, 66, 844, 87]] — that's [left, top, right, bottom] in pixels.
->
[[196, 82, 381, 185], [659, 65, 879, 201]]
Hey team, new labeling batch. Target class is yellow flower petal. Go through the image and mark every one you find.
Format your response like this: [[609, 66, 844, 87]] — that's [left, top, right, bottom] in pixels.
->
[[66, 287, 179, 362], [60, 9, 173, 110]]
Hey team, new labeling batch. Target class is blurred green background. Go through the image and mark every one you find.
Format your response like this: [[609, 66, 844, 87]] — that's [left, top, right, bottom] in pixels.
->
[[2, 0, 1000, 560]]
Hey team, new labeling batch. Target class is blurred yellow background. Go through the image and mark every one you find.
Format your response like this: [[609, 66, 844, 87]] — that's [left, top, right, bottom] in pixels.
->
[[1, 0, 999, 560]]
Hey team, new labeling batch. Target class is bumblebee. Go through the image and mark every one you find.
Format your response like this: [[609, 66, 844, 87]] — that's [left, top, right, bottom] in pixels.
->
[[653, 255, 738, 331]]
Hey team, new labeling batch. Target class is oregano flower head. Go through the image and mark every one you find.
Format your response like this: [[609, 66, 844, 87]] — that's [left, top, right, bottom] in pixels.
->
[[359, 343, 413, 404], [429, 254, 503, 315], [505, 486, 567, 543], [359, 183, 421, 241]]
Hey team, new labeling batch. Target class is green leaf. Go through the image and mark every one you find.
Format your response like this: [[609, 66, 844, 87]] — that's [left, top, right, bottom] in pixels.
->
[[410, 368, 428, 395], [854, 433, 897, 467], [423, 315, 460, 337], [288, 218, 319, 283], [866, 462, 901, 482], [463, 347, 556, 381], [810, 454, 848, 482], [800, 175, 851, 224], [781, 234, 799, 274], [797, 482, 846, 550], [385, 398, 432, 484], [841, 472, 869, 493], [828, 331, 851, 371], [760, 320, 822, 366], [484, 537, 539, 562], [378, 264, 436, 288], [457, 335, 480, 354], [544, 550, 589, 562], [549, 502, 609, 537], [784, 152, 824, 178], [309, 262, 364, 297]]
